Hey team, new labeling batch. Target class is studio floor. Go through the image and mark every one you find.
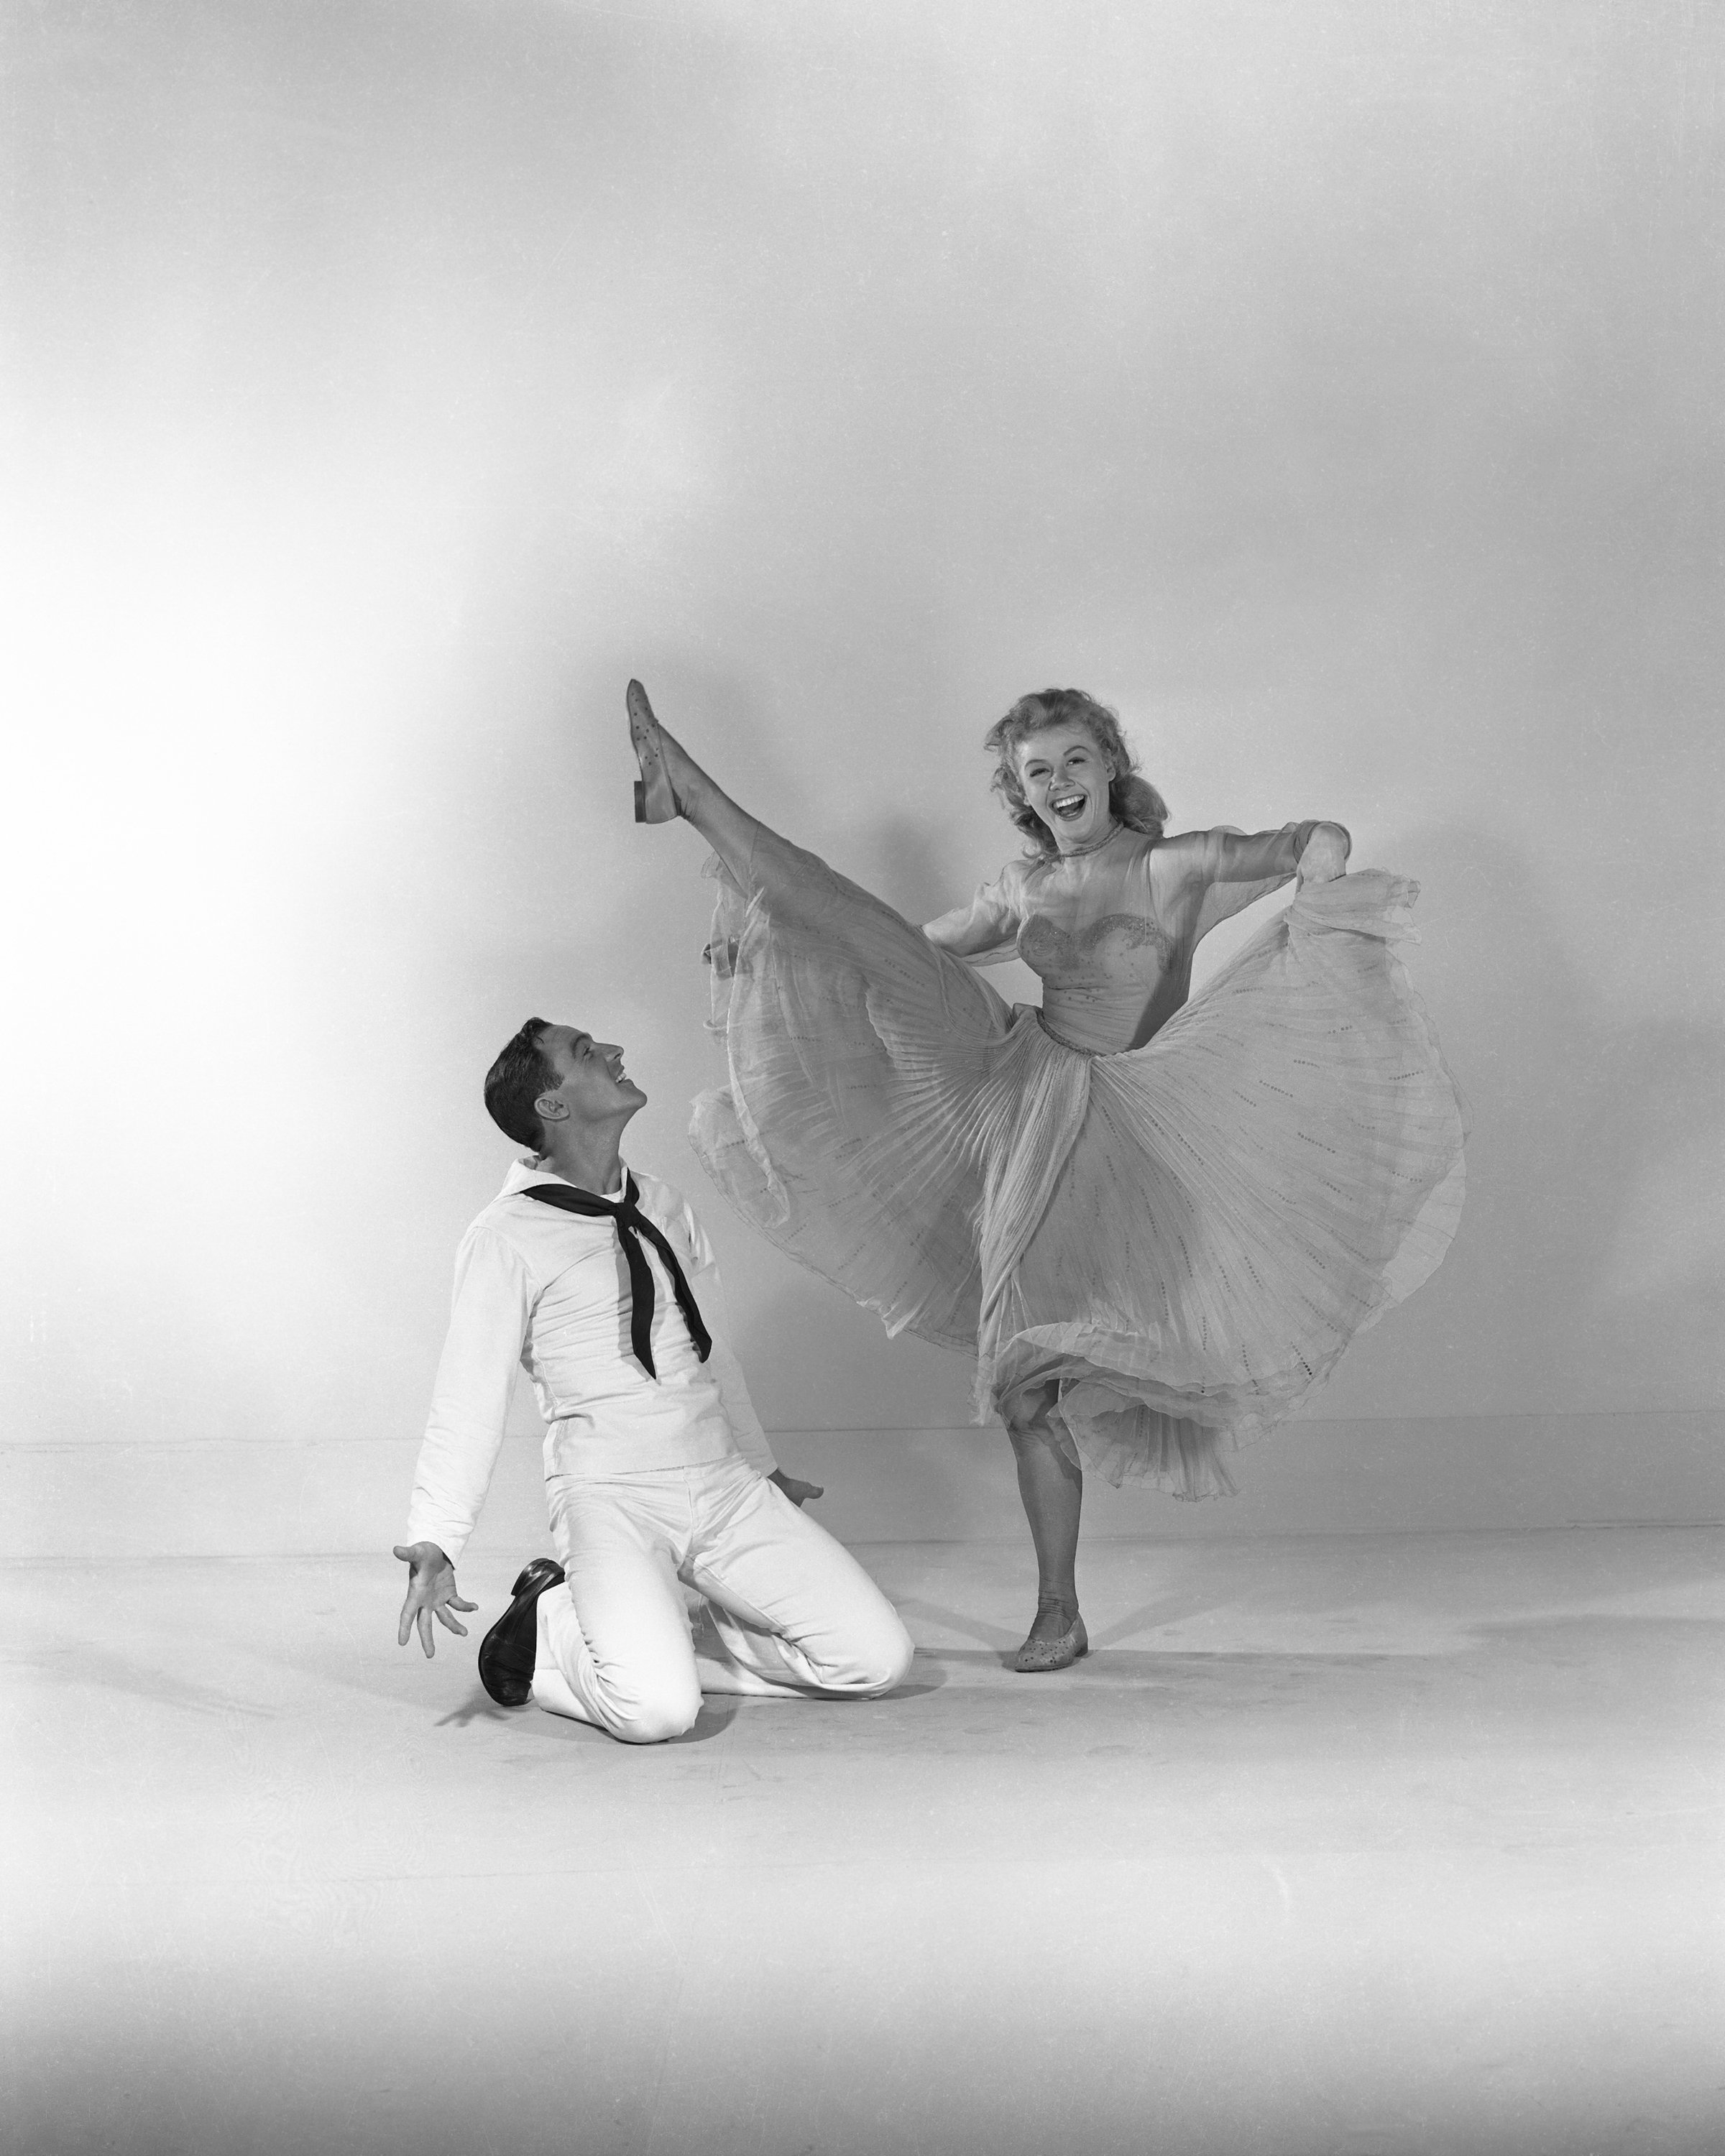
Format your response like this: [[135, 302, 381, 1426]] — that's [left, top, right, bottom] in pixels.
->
[[5, 1526, 1722, 2156]]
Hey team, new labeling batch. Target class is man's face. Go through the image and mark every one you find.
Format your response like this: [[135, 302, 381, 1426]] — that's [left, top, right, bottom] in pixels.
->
[[535, 1024, 648, 1133]]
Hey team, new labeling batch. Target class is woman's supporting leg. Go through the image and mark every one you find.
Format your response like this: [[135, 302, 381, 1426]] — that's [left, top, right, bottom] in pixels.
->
[[1003, 1379, 1086, 1664]]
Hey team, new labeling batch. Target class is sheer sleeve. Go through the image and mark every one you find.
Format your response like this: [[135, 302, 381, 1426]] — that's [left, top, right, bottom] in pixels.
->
[[921, 860, 1029, 967], [1156, 824, 1326, 947]]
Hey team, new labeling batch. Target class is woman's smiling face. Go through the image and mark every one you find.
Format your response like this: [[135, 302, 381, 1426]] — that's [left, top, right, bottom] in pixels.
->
[[1014, 724, 1117, 852]]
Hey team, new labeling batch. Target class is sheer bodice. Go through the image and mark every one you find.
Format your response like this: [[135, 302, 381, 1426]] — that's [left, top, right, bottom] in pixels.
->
[[924, 822, 1320, 1053]]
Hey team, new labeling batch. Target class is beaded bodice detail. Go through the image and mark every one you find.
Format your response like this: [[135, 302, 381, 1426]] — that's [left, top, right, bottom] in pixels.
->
[[922, 821, 1310, 1056], [1014, 835, 1190, 1054], [1016, 908, 1172, 978]]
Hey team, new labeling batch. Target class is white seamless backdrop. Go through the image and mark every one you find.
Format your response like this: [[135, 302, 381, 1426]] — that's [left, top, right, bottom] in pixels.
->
[[2, 3, 1719, 1506]]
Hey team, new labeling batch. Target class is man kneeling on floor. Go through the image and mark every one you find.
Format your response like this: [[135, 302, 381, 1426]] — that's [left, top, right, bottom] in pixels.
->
[[395, 1017, 914, 1743]]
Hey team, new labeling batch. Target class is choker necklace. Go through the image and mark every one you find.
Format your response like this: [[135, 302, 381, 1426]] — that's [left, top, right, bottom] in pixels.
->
[[1054, 819, 1122, 860]]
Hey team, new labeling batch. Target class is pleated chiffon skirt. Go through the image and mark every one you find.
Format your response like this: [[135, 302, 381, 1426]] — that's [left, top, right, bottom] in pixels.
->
[[689, 831, 1466, 1497]]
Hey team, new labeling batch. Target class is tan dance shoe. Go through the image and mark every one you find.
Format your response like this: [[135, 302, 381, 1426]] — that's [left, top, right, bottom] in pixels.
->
[[1013, 1607, 1089, 1674], [627, 678, 681, 823]]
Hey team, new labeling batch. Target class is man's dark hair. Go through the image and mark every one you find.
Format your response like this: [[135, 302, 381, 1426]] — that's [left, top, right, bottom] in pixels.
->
[[484, 1018, 558, 1149]]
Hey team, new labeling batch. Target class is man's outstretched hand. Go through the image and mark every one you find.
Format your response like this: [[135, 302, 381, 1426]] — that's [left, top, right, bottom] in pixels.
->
[[394, 1541, 478, 1658], [768, 1468, 824, 1508]]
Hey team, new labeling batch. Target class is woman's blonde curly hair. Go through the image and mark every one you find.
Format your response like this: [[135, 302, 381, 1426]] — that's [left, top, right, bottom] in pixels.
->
[[983, 688, 1169, 859]]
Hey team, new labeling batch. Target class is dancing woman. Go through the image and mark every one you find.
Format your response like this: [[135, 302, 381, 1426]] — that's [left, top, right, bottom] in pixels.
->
[[626, 681, 1466, 1671]]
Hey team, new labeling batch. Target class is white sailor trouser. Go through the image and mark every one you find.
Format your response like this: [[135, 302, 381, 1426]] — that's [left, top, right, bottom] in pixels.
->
[[530, 1453, 914, 1744]]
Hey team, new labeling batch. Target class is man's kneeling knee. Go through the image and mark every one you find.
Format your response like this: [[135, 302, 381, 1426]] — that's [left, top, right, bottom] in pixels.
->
[[846, 1616, 915, 1697], [608, 1679, 703, 1746]]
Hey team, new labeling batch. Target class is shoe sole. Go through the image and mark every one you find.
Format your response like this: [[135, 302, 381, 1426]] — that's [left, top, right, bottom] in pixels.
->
[[479, 1562, 566, 1708]]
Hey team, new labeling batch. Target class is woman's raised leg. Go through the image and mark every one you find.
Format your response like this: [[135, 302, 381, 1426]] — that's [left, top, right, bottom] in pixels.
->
[[626, 676, 985, 976], [627, 678, 766, 888], [1003, 1379, 1088, 1673]]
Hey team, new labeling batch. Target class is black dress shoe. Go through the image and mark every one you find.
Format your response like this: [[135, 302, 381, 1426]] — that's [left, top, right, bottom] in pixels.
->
[[477, 1557, 566, 1706]]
